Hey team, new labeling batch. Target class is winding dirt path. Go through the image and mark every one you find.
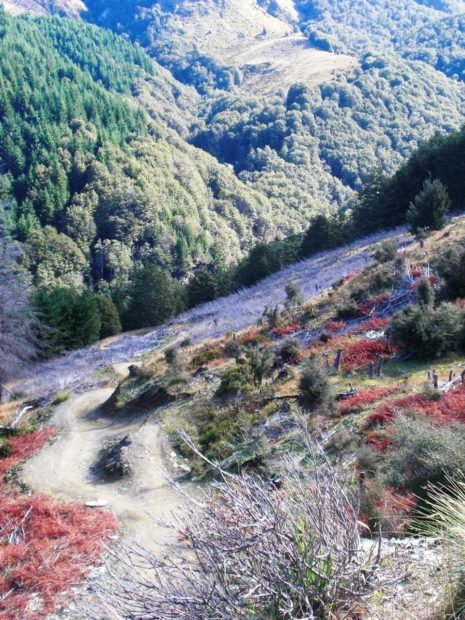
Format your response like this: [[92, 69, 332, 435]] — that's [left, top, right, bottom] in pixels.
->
[[21, 389, 186, 554]]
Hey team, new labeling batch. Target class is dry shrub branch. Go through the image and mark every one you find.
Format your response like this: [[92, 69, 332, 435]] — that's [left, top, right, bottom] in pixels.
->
[[91, 420, 384, 619]]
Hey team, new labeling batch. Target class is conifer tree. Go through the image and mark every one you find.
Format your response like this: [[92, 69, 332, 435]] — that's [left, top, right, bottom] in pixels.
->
[[407, 178, 451, 233]]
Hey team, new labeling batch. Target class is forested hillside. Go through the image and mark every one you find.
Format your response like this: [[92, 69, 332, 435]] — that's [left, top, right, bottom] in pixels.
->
[[80, 0, 465, 206], [0, 11, 281, 300]]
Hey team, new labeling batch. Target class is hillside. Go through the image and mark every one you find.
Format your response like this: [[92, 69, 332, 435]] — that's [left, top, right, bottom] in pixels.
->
[[79, 0, 465, 210], [4, 214, 465, 617], [0, 10, 282, 292], [1, 0, 84, 15]]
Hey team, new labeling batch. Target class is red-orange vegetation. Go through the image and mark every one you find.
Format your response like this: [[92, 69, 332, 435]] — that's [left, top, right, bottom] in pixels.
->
[[365, 430, 392, 453], [271, 322, 300, 338], [338, 386, 399, 416], [365, 384, 465, 429], [356, 317, 391, 333], [0, 428, 56, 487], [342, 338, 393, 371], [357, 294, 391, 317], [0, 495, 117, 618], [326, 320, 346, 333], [0, 427, 118, 618]]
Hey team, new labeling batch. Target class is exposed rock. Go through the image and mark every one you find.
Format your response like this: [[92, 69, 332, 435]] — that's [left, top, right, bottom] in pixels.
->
[[128, 365, 141, 378], [92, 436, 132, 481]]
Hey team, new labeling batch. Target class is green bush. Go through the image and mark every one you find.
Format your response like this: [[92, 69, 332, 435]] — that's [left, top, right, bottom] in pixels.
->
[[385, 415, 465, 497], [280, 339, 301, 364], [216, 364, 253, 398], [336, 298, 359, 319], [246, 346, 275, 386], [417, 278, 435, 307], [374, 240, 398, 264], [437, 246, 465, 299], [193, 406, 240, 460], [369, 266, 396, 293], [0, 440, 11, 458], [391, 302, 463, 358], [191, 346, 223, 368], [224, 341, 241, 359], [299, 357, 333, 411]]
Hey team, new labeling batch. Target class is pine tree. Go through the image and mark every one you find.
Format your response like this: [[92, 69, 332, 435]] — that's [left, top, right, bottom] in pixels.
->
[[407, 178, 451, 233], [70, 291, 101, 347], [125, 264, 177, 329], [187, 268, 218, 308], [96, 294, 122, 339]]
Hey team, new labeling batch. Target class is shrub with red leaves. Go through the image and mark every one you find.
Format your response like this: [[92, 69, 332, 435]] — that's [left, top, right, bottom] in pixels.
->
[[342, 338, 393, 371], [326, 320, 346, 333], [0, 495, 118, 618], [338, 386, 399, 416], [365, 384, 465, 429], [271, 322, 300, 338]]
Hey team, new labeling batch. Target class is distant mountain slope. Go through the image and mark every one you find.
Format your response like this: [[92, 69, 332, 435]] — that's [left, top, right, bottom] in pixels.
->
[[82, 0, 356, 95], [1, 0, 84, 15], [3, 0, 465, 284]]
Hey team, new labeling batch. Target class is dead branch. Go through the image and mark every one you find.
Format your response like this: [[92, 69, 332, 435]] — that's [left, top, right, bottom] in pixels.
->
[[88, 418, 387, 619]]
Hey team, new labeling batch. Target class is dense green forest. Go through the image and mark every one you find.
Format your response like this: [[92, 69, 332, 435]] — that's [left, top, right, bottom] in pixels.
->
[[0, 9, 289, 338]]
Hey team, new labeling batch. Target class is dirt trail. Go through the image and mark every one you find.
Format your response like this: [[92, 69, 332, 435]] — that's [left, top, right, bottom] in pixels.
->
[[21, 389, 186, 554]]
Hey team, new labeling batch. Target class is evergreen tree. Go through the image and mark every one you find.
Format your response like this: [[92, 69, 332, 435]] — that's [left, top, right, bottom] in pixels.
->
[[187, 268, 218, 308], [70, 291, 101, 347], [407, 178, 451, 233], [36, 287, 101, 352], [300, 214, 346, 258], [96, 294, 122, 339], [125, 264, 177, 329]]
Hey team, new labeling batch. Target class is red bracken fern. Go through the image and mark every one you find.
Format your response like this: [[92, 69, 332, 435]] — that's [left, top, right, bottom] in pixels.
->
[[271, 322, 300, 338], [326, 320, 346, 333], [0, 428, 56, 486], [364, 384, 465, 429], [338, 386, 399, 416], [0, 426, 118, 618], [0, 495, 118, 618], [343, 338, 393, 371]]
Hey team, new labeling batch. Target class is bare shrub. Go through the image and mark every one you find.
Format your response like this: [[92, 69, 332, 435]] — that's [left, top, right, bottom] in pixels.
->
[[91, 423, 383, 619]]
